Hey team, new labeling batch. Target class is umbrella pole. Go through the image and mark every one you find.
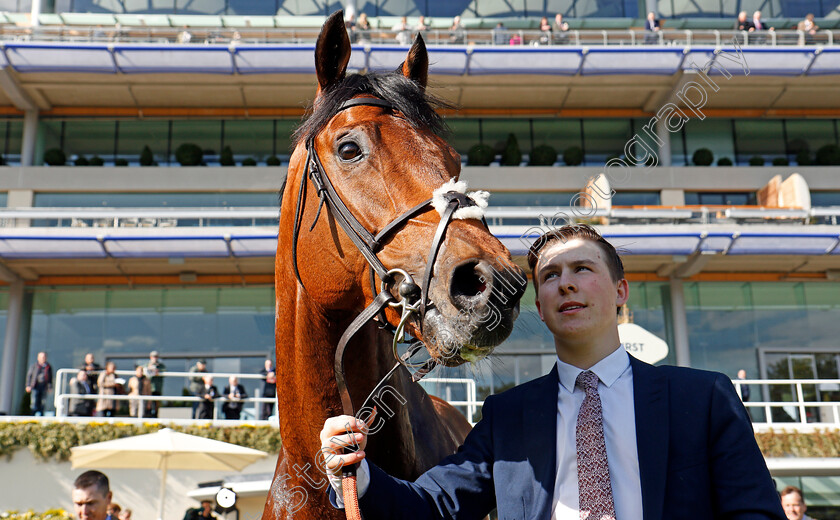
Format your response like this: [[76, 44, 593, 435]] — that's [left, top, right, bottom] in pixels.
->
[[158, 456, 169, 520]]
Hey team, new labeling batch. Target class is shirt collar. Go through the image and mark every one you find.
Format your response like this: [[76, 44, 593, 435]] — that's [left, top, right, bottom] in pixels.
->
[[555, 346, 630, 394]]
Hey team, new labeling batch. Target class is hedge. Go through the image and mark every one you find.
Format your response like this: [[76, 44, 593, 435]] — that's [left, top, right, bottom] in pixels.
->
[[0, 422, 282, 462], [0, 510, 73, 519], [2, 422, 839, 462]]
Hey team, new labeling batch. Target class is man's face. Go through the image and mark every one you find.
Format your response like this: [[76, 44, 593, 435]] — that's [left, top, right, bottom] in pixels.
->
[[72, 486, 111, 520], [37, 352, 47, 364], [782, 492, 806, 520], [202, 501, 213, 514], [535, 238, 627, 342], [85, 354, 94, 364]]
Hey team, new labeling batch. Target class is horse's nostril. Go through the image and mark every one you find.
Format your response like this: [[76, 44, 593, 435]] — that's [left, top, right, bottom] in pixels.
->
[[451, 262, 487, 299]]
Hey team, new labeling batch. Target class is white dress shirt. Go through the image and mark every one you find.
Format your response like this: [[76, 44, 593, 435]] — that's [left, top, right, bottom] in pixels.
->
[[551, 346, 642, 520]]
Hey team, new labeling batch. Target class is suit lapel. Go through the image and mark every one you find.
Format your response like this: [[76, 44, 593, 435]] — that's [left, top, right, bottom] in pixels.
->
[[630, 356, 669, 520], [522, 364, 559, 519]]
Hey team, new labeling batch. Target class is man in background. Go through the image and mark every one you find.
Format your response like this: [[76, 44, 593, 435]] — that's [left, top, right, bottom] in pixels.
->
[[781, 486, 817, 520], [25, 351, 53, 416], [260, 359, 276, 420], [144, 350, 166, 418], [80, 353, 102, 392], [196, 375, 218, 420], [72, 470, 112, 520], [222, 375, 247, 420], [188, 359, 208, 419], [69, 369, 95, 417], [183, 499, 220, 519]]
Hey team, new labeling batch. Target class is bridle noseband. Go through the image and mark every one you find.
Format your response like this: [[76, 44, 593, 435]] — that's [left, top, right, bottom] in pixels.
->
[[291, 95, 485, 417]]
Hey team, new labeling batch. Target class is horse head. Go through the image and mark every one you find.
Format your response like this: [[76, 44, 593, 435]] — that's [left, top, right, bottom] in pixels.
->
[[283, 11, 526, 368]]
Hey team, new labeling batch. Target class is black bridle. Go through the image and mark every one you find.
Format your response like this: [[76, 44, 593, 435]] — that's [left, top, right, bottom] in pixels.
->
[[290, 95, 484, 417]]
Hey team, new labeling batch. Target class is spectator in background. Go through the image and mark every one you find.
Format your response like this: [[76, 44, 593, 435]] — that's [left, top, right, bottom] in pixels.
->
[[222, 375, 247, 420], [753, 10, 773, 31], [127, 365, 152, 418], [552, 13, 570, 44], [260, 359, 276, 420], [176, 25, 192, 44], [80, 353, 102, 391], [25, 351, 53, 416], [118, 509, 132, 520], [416, 15, 429, 33], [781, 485, 815, 520], [196, 375, 218, 420], [645, 11, 661, 44], [72, 470, 112, 520], [798, 14, 818, 45], [538, 16, 552, 45], [492, 22, 508, 45], [69, 369, 95, 417], [736, 11, 754, 31], [449, 15, 465, 44], [345, 12, 357, 43], [96, 361, 117, 418], [144, 350, 166, 418], [188, 359, 208, 419], [356, 13, 371, 43], [392, 16, 411, 45], [107, 503, 121, 518], [737, 369, 751, 402], [183, 499, 220, 519]]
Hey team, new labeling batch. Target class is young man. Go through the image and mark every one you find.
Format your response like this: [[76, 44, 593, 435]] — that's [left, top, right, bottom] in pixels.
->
[[319, 224, 785, 519], [781, 486, 815, 520], [72, 470, 113, 520], [25, 351, 53, 416]]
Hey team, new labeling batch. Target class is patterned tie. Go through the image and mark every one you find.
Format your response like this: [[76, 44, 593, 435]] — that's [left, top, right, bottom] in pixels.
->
[[575, 370, 616, 520]]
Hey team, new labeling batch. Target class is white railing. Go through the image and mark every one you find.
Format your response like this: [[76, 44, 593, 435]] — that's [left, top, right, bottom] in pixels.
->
[[419, 377, 478, 424], [735, 378, 840, 428], [0, 25, 835, 47], [53, 368, 276, 421], [3, 205, 839, 229]]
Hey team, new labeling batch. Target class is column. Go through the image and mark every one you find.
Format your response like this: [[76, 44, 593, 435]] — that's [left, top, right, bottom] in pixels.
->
[[0, 280, 25, 415], [30, 0, 42, 27], [20, 110, 39, 167], [669, 278, 690, 367], [656, 116, 672, 167]]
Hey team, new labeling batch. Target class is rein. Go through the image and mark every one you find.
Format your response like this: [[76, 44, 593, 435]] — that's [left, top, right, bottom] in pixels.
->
[[290, 95, 484, 519]]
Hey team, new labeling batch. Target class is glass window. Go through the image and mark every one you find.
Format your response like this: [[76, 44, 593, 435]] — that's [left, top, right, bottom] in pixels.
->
[[118, 120, 171, 164], [171, 120, 223, 159], [734, 120, 785, 163], [276, 119, 299, 157], [784, 120, 837, 159], [611, 191, 660, 206], [683, 119, 735, 165], [64, 121, 116, 160], [481, 119, 531, 157], [489, 192, 577, 206], [446, 118, 481, 155], [532, 119, 583, 158], [223, 120, 275, 160], [33, 192, 278, 208], [811, 191, 840, 207], [582, 119, 632, 165], [626, 282, 674, 365], [683, 192, 756, 205], [0, 119, 23, 164]]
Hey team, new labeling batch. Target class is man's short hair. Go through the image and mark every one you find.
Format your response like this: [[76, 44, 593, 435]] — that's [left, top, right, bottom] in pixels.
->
[[780, 485, 805, 502], [74, 470, 110, 496], [527, 224, 625, 295]]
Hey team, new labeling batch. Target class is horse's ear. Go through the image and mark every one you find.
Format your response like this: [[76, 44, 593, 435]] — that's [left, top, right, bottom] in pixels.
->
[[315, 10, 351, 94], [397, 34, 429, 89]]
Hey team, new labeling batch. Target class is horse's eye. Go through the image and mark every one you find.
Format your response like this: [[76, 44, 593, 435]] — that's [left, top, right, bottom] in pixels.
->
[[338, 142, 362, 161]]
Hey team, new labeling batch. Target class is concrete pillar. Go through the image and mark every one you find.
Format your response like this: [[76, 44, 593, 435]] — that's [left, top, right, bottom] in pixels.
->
[[656, 116, 672, 167], [669, 278, 691, 367], [30, 0, 42, 27], [0, 280, 24, 415], [20, 110, 38, 167]]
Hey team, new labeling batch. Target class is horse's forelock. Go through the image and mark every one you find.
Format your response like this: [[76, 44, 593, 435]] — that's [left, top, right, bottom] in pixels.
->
[[292, 72, 452, 149]]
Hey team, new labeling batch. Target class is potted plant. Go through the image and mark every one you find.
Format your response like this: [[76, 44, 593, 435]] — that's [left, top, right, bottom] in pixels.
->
[[43, 148, 66, 166], [500, 133, 522, 166], [140, 146, 155, 166], [692, 148, 714, 166], [266, 155, 281, 166], [467, 144, 494, 166], [529, 144, 557, 166], [562, 146, 583, 166], [175, 143, 203, 166], [220, 145, 235, 166]]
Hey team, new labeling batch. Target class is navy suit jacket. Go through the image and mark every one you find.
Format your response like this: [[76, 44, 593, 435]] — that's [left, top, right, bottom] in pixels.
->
[[342, 356, 785, 520]]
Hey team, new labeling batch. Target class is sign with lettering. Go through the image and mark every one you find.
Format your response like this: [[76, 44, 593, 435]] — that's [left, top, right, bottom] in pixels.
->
[[618, 323, 669, 364]]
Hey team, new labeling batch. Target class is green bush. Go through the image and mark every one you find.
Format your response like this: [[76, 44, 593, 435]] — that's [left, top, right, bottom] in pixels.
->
[[43, 148, 66, 166], [786, 138, 809, 156], [467, 144, 495, 166], [772, 157, 789, 166], [748, 155, 765, 166], [89, 156, 105, 166], [500, 133, 522, 166], [139, 146, 155, 166], [796, 149, 813, 166], [115, 158, 129, 166], [0, 509, 73, 519], [220, 145, 235, 166], [74, 156, 89, 166], [815, 144, 840, 165], [562, 146, 584, 166], [266, 155, 281, 166], [175, 143, 203, 166], [529, 144, 557, 166], [692, 148, 714, 166], [241, 157, 257, 166], [716, 157, 733, 166]]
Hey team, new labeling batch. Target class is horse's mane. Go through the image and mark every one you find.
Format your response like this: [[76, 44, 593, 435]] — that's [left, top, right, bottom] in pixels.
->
[[292, 72, 453, 147]]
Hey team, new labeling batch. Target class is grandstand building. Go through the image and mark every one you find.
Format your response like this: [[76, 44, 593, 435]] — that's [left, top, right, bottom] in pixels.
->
[[0, 0, 839, 515]]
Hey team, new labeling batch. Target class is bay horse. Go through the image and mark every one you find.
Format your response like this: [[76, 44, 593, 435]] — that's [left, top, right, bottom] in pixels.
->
[[265, 11, 526, 519]]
